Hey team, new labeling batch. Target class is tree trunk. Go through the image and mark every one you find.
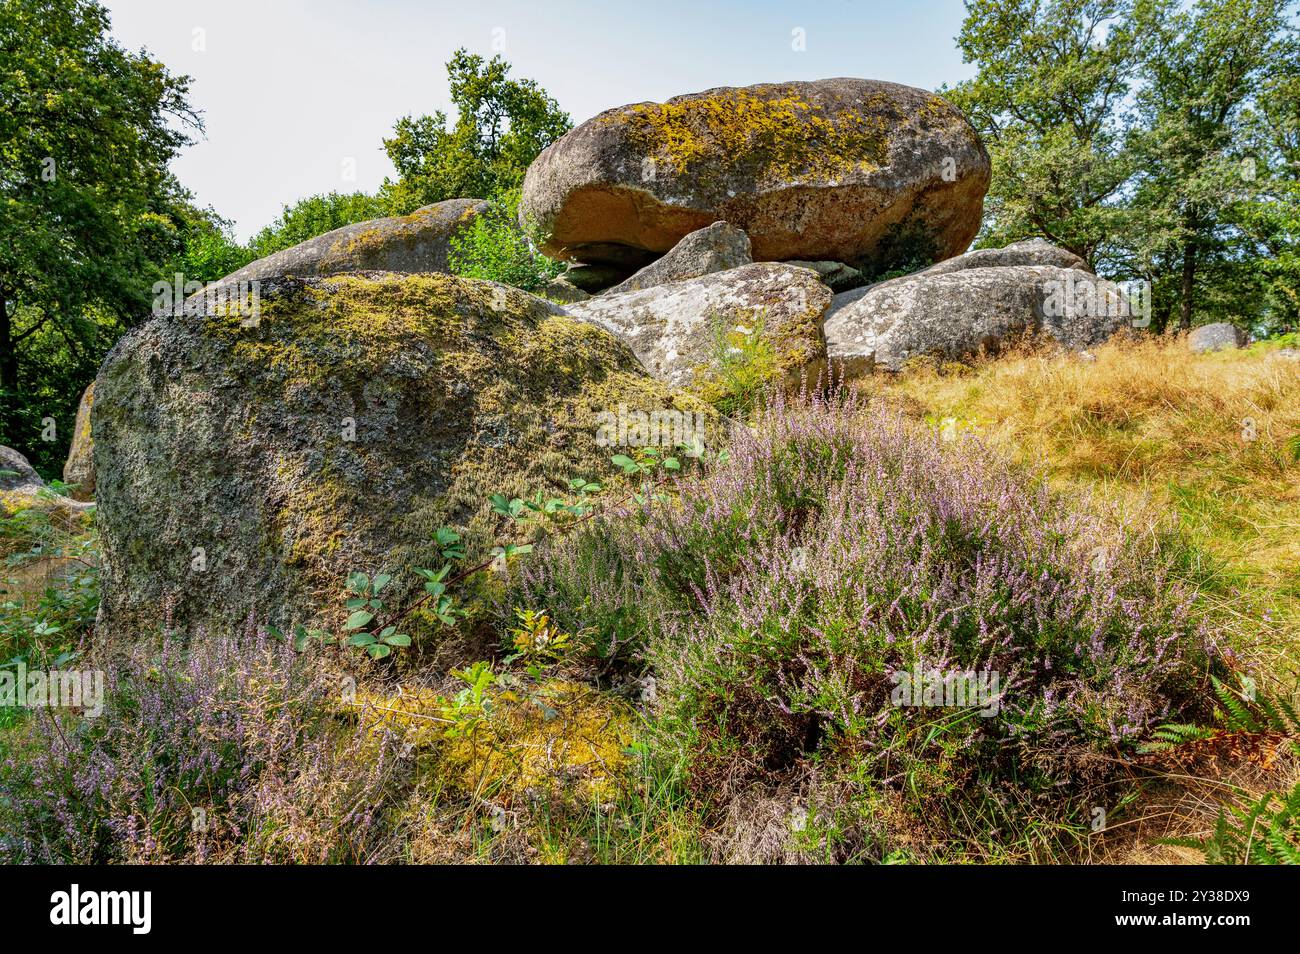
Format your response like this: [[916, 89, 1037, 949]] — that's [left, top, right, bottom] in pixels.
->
[[0, 284, 17, 393], [1179, 214, 1197, 332]]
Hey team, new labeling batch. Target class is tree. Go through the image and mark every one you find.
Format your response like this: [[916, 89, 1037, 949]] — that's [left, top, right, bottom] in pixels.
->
[[0, 0, 199, 470], [380, 49, 570, 212], [1128, 0, 1292, 330], [169, 206, 255, 284], [944, 0, 1159, 267], [1208, 8, 1299, 335]]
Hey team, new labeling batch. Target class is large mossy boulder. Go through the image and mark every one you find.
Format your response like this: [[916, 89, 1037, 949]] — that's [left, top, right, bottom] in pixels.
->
[[520, 79, 989, 271], [831, 237, 1091, 311], [94, 272, 713, 642], [220, 199, 488, 283], [564, 262, 831, 390]]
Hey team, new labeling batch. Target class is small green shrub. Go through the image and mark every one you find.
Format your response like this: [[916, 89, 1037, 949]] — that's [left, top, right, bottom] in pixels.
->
[[448, 189, 563, 290], [693, 310, 779, 417]]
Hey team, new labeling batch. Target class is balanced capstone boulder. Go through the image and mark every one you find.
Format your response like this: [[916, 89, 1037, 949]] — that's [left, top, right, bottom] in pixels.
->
[[521, 79, 990, 272]]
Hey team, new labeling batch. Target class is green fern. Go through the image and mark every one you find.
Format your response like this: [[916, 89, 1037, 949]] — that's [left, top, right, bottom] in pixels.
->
[[1153, 675, 1300, 864], [1162, 781, 1300, 864]]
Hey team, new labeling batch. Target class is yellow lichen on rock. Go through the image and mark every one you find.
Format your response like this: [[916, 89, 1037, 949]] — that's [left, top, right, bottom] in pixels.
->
[[614, 87, 890, 182]]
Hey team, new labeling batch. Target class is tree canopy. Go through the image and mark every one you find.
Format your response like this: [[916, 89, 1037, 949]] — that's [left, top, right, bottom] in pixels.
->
[[0, 0, 201, 472]]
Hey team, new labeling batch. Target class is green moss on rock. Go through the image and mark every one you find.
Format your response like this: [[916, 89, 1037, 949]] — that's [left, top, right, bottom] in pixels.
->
[[94, 272, 717, 647]]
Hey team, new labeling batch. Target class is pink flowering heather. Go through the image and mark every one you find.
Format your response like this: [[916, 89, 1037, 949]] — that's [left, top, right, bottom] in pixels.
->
[[514, 386, 1214, 815], [0, 626, 409, 864]]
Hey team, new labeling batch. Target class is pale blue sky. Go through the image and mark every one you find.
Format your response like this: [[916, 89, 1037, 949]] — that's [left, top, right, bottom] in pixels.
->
[[103, 0, 977, 240]]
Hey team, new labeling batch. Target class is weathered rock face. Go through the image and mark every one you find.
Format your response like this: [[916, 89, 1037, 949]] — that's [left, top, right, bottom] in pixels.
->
[[832, 237, 1089, 312], [1188, 322, 1246, 353], [604, 222, 752, 295], [916, 237, 1089, 276], [825, 265, 1128, 373], [564, 262, 831, 390], [220, 199, 488, 283], [94, 272, 713, 642], [1, 445, 44, 494], [784, 260, 864, 292], [63, 382, 95, 500], [521, 79, 990, 271]]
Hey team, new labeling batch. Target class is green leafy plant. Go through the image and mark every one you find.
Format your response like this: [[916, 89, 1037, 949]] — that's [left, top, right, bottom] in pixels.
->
[[1161, 781, 1300, 864], [694, 310, 778, 417], [447, 188, 563, 290], [340, 572, 410, 660], [439, 661, 500, 740], [1145, 675, 1300, 865], [504, 608, 573, 675]]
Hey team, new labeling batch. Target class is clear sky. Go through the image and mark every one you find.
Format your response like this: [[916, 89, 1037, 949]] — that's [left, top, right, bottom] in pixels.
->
[[102, 0, 977, 241]]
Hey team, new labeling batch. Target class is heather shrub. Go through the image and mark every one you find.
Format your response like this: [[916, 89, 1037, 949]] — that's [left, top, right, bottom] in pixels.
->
[[0, 627, 411, 863], [513, 387, 1217, 856]]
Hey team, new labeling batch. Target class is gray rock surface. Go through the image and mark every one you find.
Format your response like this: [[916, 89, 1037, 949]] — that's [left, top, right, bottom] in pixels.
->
[[783, 260, 864, 292], [828, 238, 1094, 315], [521, 79, 989, 271], [565, 262, 831, 389], [63, 382, 95, 500], [1, 445, 92, 519], [605, 222, 753, 295], [0, 445, 44, 493], [93, 271, 714, 642], [1188, 322, 1246, 353], [825, 265, 1129, 373], [220, 199, 488, 283]]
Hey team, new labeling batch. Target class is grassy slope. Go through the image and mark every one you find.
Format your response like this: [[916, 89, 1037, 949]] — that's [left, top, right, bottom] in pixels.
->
[[872, 336, 1300, 862], [876, 335, 1300, 673]]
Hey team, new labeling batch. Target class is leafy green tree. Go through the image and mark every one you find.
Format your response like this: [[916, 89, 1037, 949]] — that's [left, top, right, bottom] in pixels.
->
[[0, 0, 200, 473], [1221, 17, 1299, 334], [381, 49, 570, 212], [944, 0, 1159, 267], [248, 190, 388, 259], [169, 206, 254, 284], [1128, 0, 1292, 330]]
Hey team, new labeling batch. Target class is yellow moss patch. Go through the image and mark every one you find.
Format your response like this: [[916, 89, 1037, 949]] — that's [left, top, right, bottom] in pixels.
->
[[611, 87, 890, 183], [351, 680, 634, 804]]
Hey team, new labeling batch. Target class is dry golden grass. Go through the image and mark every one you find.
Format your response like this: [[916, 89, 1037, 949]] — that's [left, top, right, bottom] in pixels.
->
[[861, 335, 1300, 865], [869, 334, 1300, 674]]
